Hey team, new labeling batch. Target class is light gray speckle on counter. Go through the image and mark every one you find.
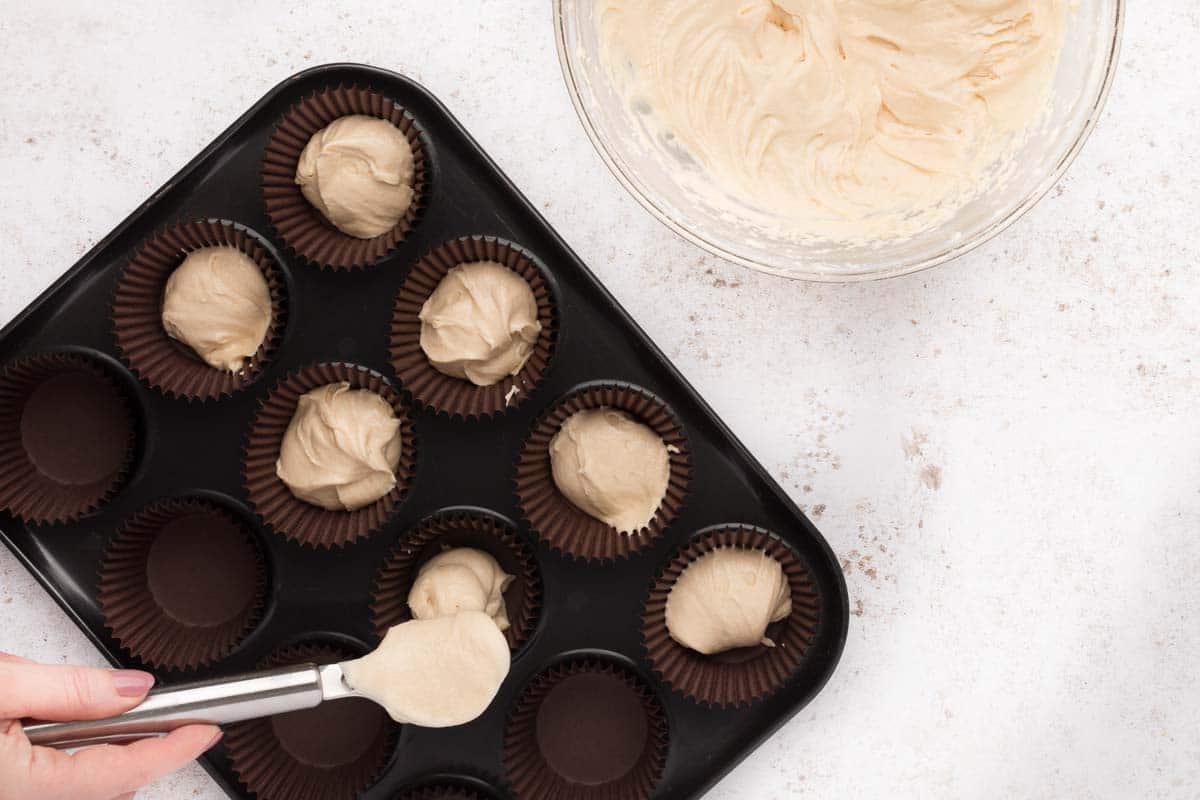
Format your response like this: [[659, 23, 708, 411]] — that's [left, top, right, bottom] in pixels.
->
[[2, 2, 1199, 798]]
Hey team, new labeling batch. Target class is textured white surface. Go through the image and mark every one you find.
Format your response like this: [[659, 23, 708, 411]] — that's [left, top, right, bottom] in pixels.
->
[[0, 3, 1197, 799]]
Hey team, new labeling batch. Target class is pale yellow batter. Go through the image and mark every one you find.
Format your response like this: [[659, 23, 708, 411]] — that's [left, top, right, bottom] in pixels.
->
[[408, 548, 513, 631], [275, 383, 403, 511], [161, 247, 271, 372], [550, 408, 670, 533], [419, 261, 541, 387], [597, 0, 1066, 240], [296, 115, 415, 239], [665, 547, 791, 655]]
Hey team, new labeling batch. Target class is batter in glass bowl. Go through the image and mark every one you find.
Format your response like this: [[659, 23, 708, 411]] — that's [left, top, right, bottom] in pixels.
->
[[597, 0, 1067, 241]]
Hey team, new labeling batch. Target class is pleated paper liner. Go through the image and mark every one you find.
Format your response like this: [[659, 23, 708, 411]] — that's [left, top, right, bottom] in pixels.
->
[[641, 524, 821, 708], [262, 84, 429, 270], [112, 218, 287, 401], [243, 362, 417, 548], [514, 382, 690, 562], [389, 236, 558, 419], [226, 642, 398, 800], [97, 498, 267, 671], [370, 509, 542, 651], [503, 659, 668, 800], [395, 787, 485, 800], [394, 773, 500, 800], [0, 352, 137, 524]]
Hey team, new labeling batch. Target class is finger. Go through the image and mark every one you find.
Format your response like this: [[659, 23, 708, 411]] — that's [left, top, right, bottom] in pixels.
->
[[0, 661, 155, 720], [26, 724, 221, 800], [0, 651, 33, 664]]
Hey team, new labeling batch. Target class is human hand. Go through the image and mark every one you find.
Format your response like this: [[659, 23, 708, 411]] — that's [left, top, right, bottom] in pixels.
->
[[0, 653, 221, 800]]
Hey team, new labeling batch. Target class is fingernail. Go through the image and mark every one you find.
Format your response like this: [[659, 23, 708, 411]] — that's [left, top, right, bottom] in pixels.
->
[[112, 669, 155, 697], [204, 729, 224, 750]]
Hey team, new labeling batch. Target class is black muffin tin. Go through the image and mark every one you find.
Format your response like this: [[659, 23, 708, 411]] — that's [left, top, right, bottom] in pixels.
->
[[0, 64, 848, 799]]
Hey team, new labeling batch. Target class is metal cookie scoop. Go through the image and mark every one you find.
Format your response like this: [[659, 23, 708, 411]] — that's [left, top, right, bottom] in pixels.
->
[[22, 662, 360, 749]]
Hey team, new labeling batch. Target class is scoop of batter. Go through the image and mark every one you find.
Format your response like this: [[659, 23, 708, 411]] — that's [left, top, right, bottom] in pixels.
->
[[408, 547, 513, 631], [295, 115, 415, 239], [161, 247, 271, 372], [597, 0, 1066, 240], [418, 261, 541, 387], [341, 611, 510, 727], [275, 382, 402, 511], [549, 407, 669, 533], [665, 547, 791, 655]]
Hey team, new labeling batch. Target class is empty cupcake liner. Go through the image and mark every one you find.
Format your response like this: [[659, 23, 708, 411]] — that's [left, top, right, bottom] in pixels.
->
[[641, 524, 821, 708], [514, 383, 691, 562], [226, 642, 398, 800], [0, 352, 137, 524], [262, 84, 429, 270], [503, 659, 668, 800], [389, 236, 558, 419], [370, 509, 542, 651], [243, 362, 417, 548], [112, 218, 287, 401], [97, 498, 267, 671]]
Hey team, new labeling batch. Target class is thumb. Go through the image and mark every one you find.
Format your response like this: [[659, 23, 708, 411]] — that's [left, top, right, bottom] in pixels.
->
[[0, 661, 155, 721]]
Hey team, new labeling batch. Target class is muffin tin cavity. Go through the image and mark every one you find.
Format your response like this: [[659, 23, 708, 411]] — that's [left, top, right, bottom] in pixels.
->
[[0, 351, 138, 523], [370, 508, 542, 652], [514, 382, 691, 562], [642, 524, 821, 708], [112, 219, 288, 402], [390, 236, 559, 419], [504, 657, 667, 800], [243, 362, 417, 548], [98, 497, 267, 671], [225, 641, 398, 800], [262, 85, 429, 270]]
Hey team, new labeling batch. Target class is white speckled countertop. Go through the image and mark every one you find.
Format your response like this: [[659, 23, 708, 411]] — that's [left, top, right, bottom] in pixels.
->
[[1, 3, 1198, 798]]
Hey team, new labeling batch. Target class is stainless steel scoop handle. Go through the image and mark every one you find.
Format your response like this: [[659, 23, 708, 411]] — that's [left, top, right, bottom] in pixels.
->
[[21, 662, 358, 749]]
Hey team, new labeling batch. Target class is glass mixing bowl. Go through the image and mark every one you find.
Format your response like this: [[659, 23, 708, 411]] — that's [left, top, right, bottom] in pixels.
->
[[554, 1, 1124, 282]]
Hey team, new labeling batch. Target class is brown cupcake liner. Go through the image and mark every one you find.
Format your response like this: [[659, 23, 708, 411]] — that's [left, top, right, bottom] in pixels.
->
[[514, 383, 690, 562], [393, 775, 496, 800], [226, 642, 398, 800], [262, 84, 429, 270], [503, 659, 667, 800], [243, 362, 417, 548], [641, 524, 821, 708], [112, 218, 287, 401], [97, 498, 267, 671], [389, 236, 558, 419], [0, 352, 137, 524], [395, 788, 484, 800], [370, 509, 541, 651]]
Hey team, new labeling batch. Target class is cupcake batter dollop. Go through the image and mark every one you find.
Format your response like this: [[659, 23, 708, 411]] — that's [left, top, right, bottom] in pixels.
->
[[419, 261, 541, 387], [296, 115, 415, 239], [161, 247, 271, 372], [550, 408, 670, 533], [408, 548, 514, 631], [666, 547, 791, 655], [597, 0, 1067, 240], [276, 382, 402, 511]]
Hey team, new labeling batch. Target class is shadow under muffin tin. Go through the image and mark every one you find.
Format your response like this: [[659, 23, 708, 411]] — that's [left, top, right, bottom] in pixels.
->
[[0, 65, 848, 800]]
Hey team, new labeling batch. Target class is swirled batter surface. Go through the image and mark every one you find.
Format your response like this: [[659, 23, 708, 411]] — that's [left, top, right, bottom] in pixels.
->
[[597, 0, 1066, 240]]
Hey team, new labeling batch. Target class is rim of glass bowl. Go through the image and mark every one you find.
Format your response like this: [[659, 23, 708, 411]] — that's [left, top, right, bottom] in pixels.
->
[[552, 0, 1125, 283]]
